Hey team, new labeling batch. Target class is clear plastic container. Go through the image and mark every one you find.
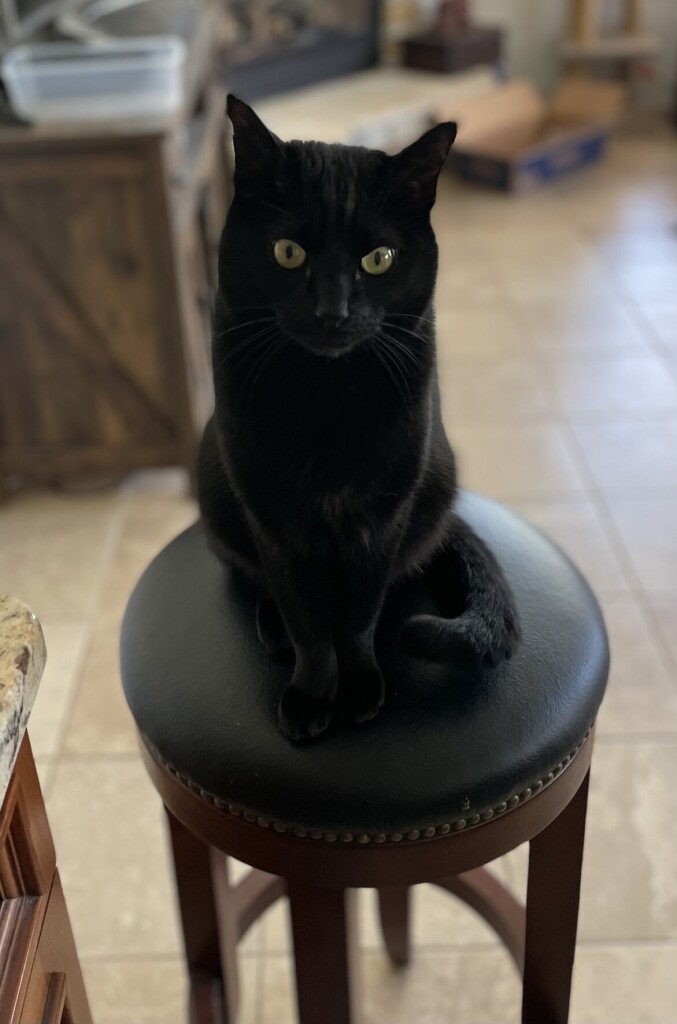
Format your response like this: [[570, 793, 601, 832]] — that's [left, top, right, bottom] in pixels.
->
[[2, 37, 186, 123]]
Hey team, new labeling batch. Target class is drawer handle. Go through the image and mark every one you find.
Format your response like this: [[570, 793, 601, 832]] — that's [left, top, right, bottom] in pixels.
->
[[41, 974, 66, 1024]]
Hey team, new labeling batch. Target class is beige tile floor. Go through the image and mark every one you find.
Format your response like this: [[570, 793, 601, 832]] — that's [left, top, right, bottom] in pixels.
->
[[2, 127, 677, 1023]]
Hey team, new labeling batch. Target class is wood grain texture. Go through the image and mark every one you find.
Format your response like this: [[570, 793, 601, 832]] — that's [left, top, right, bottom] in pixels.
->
[[0, 105, 223, 488], [288, 883, 361, 1024], [0, 737, 91, 1024], [140, 732, 594, 888], [166, 809, 236, 1024], [151, 732, 594, 1024], [521, 770, 590, 1024]]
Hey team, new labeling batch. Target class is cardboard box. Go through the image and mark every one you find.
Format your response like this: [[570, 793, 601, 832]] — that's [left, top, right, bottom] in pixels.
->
[[438, 77, 625, 192]]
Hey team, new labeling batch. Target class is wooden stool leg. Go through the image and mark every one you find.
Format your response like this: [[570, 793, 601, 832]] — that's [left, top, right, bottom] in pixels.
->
[[377, 886, 411, 966], [166, 809, 238, 1024], [522, 770, 590, 1024], [288, 882, 361, 1024]]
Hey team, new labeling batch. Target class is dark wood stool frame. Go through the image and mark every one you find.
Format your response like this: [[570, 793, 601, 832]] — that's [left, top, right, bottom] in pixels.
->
[[139, 726, 593, 1024]]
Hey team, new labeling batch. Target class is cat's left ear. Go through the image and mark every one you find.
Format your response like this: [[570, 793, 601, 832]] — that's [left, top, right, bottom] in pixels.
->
[[387, 122, 457, 210], [227, 94, 285, 189]]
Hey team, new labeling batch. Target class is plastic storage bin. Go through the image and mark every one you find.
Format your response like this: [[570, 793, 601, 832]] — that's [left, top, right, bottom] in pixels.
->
[[2, 37, 186, 123]]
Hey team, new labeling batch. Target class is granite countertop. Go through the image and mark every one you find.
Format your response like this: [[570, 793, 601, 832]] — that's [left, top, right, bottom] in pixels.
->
[[0, 596, 46, 805]]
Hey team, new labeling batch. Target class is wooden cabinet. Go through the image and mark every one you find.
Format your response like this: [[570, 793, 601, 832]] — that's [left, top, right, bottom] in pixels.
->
[[0, 36, 230, 493], [0, 738, 91, 1024]]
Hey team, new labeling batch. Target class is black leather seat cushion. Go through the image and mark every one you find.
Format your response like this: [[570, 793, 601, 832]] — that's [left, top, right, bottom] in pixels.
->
[[120, 494, 608, 837]]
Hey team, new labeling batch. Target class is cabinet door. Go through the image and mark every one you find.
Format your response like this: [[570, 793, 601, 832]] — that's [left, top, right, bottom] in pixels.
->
[[0, 741, 91, 1024], [0, 135, 194, 480], [19, 874, 90, 1024]]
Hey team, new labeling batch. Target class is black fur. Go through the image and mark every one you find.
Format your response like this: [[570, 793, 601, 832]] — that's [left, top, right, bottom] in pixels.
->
[[197, 95, 520, 741]]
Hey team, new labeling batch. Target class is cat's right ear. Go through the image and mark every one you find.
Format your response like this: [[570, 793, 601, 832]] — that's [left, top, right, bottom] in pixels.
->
[[227, 94, 285, 189]]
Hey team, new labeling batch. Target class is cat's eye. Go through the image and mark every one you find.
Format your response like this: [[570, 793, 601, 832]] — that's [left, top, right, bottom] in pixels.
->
[[273, 239, 306, 269], [361, 246, 395, 275]]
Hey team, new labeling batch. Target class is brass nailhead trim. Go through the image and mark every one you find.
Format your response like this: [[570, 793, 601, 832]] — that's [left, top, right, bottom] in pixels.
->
[[147, 729, 591, 847]]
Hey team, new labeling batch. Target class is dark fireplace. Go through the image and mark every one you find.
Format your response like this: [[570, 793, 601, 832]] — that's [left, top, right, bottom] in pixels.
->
[[223, 0, 382, 100]]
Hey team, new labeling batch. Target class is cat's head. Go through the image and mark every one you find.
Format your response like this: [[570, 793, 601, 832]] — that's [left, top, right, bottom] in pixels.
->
[[220, 95, 456, 358]]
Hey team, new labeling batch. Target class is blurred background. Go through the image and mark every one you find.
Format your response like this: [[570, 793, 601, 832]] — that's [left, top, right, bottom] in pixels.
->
[[0, 1, 676, 1021]]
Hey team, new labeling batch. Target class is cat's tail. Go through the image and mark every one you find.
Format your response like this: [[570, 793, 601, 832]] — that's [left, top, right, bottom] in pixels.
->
[[402, 516, 521, 665]]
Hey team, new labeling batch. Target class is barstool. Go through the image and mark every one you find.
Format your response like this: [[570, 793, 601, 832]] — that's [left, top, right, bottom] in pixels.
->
[[120, 493, 609, 1024]]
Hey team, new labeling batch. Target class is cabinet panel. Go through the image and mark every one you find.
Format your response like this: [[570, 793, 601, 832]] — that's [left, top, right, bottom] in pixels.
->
[[0, 144, 181, 456]]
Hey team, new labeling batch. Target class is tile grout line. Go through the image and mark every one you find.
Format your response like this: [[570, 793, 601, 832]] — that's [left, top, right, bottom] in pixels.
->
[[497, 231, 677, 685], [48, 491, 133, 780], [560, 422, 677, 684], [76, 933, 677, 968]]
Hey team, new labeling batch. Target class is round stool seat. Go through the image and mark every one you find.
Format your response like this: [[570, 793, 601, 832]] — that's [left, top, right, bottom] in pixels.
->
[[121, 494, 608, 843]]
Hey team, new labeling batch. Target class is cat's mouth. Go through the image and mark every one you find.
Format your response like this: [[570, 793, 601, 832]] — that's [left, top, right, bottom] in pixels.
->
[[285, 329, 361, 359]]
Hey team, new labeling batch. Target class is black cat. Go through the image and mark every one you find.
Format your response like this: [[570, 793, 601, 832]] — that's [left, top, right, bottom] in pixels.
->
[[198, 95, 520, 741]]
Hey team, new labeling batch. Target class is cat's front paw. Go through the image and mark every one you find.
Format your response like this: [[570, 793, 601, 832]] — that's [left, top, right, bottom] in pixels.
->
[[279, 684, 335, 742], [340, 667, 385, 725]]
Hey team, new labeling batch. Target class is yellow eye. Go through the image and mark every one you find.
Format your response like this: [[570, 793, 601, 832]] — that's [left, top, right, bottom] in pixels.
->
[[361, 246, 395, 275], [273, 239, 306, 269]]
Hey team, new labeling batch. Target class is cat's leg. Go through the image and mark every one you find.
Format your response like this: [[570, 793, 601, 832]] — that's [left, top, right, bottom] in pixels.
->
[[198, 418, 294, 659], [333, 554, 395, 725], [255, 597, 293, 660], [403, 514, 520, 665], [335, 620, 385, 725], [257, 551, 339, 742]]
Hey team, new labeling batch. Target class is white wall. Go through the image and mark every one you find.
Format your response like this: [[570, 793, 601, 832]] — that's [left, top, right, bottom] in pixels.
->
[[449, 0, 676, 111]]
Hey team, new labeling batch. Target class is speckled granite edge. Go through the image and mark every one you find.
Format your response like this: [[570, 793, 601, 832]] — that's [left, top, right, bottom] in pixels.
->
[[0, 596, 46, 805]]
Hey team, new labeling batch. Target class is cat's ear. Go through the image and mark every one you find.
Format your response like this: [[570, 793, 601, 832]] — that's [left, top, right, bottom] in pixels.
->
[[387, 122, 457, 210], [227, 94, 285, 188]]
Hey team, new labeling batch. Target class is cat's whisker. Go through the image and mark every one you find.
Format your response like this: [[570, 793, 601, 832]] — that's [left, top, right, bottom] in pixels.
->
[[213, 324, 279, 375], [370, 334, 413, 406], [379, 330, 425, 373], [387, 312, 436, 328], [243, 341, 286, 414], [223, 329, 281, 378], [380, 328, 427, 390], [223, 304, 276, 319], [239, 192, 290, 217], [222, 323, 279, 361], [238, 334, 287, 412], [379, 337, 414, 403], [215, 316, 276, 341], [383, 318, 432, 343], [367, 338, 407, 405]]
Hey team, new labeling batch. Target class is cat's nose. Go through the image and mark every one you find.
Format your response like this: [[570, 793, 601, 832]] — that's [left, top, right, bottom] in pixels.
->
[[317, 312, 348, 330], [315, 299, 349, 330]]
